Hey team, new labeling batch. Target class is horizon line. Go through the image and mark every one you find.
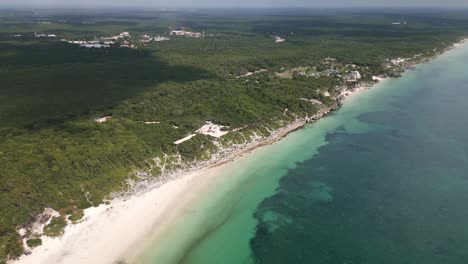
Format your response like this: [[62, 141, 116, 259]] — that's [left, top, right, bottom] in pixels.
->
[[2, 5, 468, 10]]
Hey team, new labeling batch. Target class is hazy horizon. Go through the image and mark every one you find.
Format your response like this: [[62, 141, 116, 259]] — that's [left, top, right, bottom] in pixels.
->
[[2, 0, 468, 9]]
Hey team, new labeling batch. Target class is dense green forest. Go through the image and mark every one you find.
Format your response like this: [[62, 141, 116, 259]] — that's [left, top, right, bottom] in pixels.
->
[[1, 8, 468, 261]]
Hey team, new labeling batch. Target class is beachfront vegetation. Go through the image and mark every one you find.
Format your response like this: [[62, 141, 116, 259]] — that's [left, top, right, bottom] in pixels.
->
[[1, 8, 468, 261], [25, 239, 42, 248], [43, 217, 67, 237]]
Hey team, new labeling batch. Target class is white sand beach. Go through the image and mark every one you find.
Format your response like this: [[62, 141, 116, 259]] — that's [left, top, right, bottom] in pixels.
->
[[12, 166, 222, 264]]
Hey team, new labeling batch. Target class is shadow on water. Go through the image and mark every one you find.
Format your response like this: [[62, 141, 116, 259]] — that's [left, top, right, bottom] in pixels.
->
[[252, 124, 468, 263]]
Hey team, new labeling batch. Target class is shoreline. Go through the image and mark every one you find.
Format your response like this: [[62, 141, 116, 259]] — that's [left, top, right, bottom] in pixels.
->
[[10, 38, 467, 264]]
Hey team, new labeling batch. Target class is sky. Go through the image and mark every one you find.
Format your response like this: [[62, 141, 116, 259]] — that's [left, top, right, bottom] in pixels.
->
[[2, 0, 468, 8]]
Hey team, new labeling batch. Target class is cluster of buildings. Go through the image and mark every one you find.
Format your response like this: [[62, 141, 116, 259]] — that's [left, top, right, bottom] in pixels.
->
[[63, 31, 173, 48], [62, 32, 135, 48], [140, 34, 170, 43], [24, 26, 208, 50], [34, 33, 57, 38], [98, 31, 132, 45], [237, 69, 268, 79], [63, 39, 111, 48], [381, 57, 408, 68], [24, 26, 206, 49], [170, 30, 204, 38], [154, 36, 171, 42], [389, 58, 407, 65], [346, 71, 362, 81], [100, 31, 131, 40], [321, 57, 362, 81], [276, 62, 364, 83], [320, 69, 361, 81]]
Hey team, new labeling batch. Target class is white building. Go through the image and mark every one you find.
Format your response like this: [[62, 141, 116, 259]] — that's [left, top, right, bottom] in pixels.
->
[[390, 58, 406, 65], [140, 35, 153, 43], [187, 32, 202, 38], [94, 116, 111, 123], [170, 30, 186, 36], [170, 30, 202, 38], [81, 44, 110, 48], [196, 121, 229, 138], [347, 71, 362, 80], [274, 36, 286, 43], [154, 36, 170, 42], [120, 32, 131, 37], [173, 121, 229, 145]]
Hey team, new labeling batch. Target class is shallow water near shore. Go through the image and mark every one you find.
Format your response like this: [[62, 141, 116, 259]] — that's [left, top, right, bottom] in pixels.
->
[[133, 42, 468, 264]]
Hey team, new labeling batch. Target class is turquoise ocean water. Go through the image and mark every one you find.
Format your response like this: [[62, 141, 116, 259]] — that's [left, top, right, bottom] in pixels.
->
[[135, 42, 468, 264]]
